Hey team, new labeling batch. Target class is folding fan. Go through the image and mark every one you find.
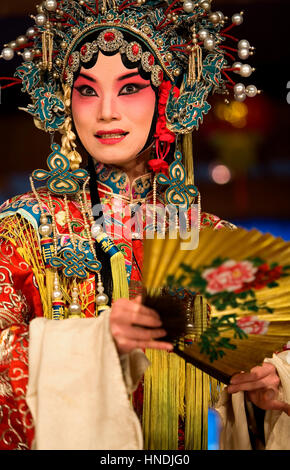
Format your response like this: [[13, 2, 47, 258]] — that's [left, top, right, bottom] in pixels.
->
[[143, 227, 290, 384]]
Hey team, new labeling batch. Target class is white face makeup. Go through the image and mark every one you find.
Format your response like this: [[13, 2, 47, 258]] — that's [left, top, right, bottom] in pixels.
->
[[71, 51, 156, 168]]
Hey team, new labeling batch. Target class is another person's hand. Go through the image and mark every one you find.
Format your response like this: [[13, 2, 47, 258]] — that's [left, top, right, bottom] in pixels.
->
[[227, 362, 290, 416], [110, 295, 173, 355]]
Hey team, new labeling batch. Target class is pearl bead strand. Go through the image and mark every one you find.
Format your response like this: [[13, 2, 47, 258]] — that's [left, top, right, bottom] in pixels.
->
[[81, 181, 109, 309]]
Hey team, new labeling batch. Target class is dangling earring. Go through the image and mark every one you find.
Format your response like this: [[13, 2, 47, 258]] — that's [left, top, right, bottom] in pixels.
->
[[182, 132, 194, 187], [60, 84, 82, 170]]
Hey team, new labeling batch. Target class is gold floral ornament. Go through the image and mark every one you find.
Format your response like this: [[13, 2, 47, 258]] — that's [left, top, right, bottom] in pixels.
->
[[59, 84, 83, 171]]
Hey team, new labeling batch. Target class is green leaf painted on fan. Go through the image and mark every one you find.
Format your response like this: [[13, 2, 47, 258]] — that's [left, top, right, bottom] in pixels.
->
[[246, 257, 265, 266], [267, 281, 279, 288], [198, 314, 248, 363], [248, 289, 256, 298], [211, 257, 228, 267]]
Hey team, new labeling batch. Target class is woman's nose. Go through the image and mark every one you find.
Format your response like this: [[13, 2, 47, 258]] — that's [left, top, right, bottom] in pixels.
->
[[97, 94, 121, 122]]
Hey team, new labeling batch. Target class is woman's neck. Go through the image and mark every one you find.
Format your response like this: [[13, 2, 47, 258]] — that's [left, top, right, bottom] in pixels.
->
[[114, 146, 153, 186]]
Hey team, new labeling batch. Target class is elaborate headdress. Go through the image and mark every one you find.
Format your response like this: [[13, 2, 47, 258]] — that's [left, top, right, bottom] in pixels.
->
[[1, 0, 258, 192]]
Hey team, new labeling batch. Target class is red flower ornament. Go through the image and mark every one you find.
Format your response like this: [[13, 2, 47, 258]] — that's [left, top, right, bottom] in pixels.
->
[[151, 80, 180, 170]]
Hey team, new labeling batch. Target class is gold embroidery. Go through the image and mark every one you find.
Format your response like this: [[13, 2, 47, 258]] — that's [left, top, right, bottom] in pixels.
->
[[0, 330, 14, 399], [0, 329, 32, 449], [0, 404, 29, 450], [0, 370, 13, 398], [0, 264, 30, 327], [215, 219, 237, 230]]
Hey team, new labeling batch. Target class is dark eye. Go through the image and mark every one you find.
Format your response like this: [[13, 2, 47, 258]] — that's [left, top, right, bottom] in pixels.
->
[[119, 83, 148, 96], [76, 85, 97, 97]]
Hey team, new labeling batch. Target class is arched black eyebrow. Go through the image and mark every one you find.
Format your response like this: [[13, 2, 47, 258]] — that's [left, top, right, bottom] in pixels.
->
[[77, 71, 140, 83], [117, 72, 140, 81], [78, 72, 96, 83]]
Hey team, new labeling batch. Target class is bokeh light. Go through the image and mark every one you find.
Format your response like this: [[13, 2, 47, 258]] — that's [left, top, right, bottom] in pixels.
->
[[215, 101, 248, 128], [210, 164, 232, 184]]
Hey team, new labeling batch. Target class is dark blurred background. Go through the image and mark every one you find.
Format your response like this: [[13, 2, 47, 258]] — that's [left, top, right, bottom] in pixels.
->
[[0, 0, 290, 240]]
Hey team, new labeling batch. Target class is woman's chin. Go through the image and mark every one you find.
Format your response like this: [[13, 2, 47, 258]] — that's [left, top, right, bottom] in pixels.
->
[[91, 152, 138, 167], [89, 143, 144, 167]]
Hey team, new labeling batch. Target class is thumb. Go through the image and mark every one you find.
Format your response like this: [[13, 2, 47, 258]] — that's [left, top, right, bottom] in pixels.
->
[[271, 400, 290, 417], [263, 388, 278, 401], [263, 394, 290, 416], [132, 295, 142, 304]]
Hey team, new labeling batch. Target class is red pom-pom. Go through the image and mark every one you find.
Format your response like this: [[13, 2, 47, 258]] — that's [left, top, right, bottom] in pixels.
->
[[148, 159, 169, 174], [154, 80, 179, 146]]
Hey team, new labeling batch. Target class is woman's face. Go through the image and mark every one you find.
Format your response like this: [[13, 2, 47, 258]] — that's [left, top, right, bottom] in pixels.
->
[[71, 51, 156, 167]]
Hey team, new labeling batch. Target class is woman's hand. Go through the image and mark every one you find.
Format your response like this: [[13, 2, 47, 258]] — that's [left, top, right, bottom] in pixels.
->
[[110, 295, 173, 355], [227, 362, 290, 416]]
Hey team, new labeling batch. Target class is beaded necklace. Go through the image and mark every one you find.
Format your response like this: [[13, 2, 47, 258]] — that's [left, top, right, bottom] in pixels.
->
[[30, 176, 110, 319]]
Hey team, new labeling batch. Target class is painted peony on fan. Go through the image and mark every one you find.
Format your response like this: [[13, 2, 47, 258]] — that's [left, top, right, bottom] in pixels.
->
[[143, 227, 290, 384]]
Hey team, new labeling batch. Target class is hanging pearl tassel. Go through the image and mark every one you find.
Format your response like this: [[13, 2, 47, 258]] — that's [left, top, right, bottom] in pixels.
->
[[182, 133, 194, 187], [153, 175, 157, 232], [96, 275, 110, 314], [37, 211, 54, 269], [39, 213, 52, 237], [52, 272, 65, 320], [96, 281, 109, 306], [78, 189, 110, 315], [68, 285, 82, 318], [187, 27, 202, 88], [42, 24, 54, 71]]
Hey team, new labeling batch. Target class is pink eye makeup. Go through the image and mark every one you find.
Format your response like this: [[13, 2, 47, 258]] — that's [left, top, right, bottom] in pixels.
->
[[75, 84, 97, 96], [118, 82, 150, 96], [74, 77, 150, 98]]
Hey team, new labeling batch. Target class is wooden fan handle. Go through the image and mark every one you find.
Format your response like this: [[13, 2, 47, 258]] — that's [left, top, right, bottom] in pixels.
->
[[174, 335, 289, 385], [173, 346, 233, 384]]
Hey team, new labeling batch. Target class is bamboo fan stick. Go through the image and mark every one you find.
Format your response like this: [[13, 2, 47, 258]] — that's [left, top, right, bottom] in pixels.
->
[[245, 238, 290, 261], [211, 279, 290, 321], [175, 334, 289, 384], [201, 230, 266, 263], [201, 229, 258, 260], [172, 230, 232, 279], [267, 321, 290, 335], [178, 228, 248, 271], [256, 287, 290, 304], [186, 229, 234, 267], [153, 237, 183, 288], [143, 237, 165, 288], [212, 308, 290, 322], [163, 237, 195, 279], [265, 245, 290, 264]]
